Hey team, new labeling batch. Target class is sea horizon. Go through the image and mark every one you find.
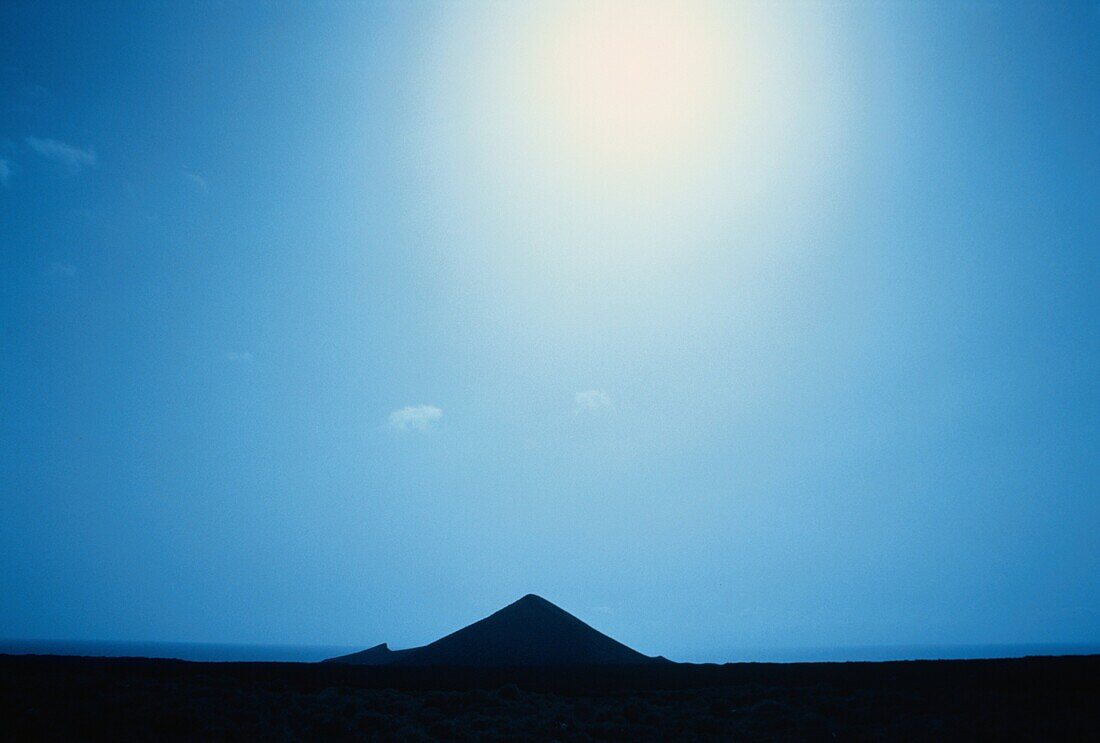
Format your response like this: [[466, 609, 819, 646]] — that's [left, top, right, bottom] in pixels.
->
[[3, 638, 1097, 665]]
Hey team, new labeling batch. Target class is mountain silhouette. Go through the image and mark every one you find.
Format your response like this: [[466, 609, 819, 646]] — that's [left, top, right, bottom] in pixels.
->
[[325, 594, 668, 667]]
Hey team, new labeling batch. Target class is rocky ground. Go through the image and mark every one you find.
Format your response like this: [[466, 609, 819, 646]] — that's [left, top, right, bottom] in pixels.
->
[[2, 653, 1097, 740]]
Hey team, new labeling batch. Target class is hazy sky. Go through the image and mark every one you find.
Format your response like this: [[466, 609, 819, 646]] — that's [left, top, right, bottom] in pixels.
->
[[1, 1, 1098, 662]]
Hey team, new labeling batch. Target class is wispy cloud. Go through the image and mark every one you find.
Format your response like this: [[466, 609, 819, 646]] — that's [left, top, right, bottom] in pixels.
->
[[184, 168, 208, 192], [388, 404, 443, 432], [225, 351, 254, 363], [0, 158, 12, 187], [49, 261, 77, 277], [25, 137, 96, 171], [574, 389, 613, 412]]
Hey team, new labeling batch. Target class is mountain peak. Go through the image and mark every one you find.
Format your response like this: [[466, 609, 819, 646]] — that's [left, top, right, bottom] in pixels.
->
[[326, 595, 667, 667], [509, 593, 556, 609]]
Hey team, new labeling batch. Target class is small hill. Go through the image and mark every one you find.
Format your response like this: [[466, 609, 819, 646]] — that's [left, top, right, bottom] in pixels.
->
[[325, 594, 667, 667]]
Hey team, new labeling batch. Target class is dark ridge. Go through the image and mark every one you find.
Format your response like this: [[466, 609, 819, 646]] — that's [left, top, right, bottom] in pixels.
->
[[326, 642, 415, 666], [325, 594, 667, 667]]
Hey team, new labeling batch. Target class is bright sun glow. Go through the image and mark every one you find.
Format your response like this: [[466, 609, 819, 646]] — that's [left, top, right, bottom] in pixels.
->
[[529, 1, 726, 170], [417, 0, 846, 307]]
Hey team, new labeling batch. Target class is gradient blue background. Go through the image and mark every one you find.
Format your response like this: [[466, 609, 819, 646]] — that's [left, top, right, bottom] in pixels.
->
[[1, 1, 1097, 662]]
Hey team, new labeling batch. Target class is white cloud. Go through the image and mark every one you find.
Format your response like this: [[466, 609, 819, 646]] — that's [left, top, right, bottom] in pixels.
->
[[49, 261, 77, 277], [225, 351, 253, 363], [0, 158, 12, 187], [388, 404, 443, 431], [25, 137, 96, 171], [574, 389, 613, 412], [184, 168, 208, 192]]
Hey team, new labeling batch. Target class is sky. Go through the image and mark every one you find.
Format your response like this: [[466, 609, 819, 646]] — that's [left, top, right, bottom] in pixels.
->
[[1, 1, 1098, 662]]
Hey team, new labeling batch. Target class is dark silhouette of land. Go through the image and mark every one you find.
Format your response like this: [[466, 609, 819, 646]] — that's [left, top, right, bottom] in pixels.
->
[[3, 653, 1098, 739], [326, 594, 667, 667], [3, 596, 1098, 739]]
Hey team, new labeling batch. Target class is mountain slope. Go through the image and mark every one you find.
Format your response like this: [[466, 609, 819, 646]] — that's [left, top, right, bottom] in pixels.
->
[[325, 594, 666, 667]]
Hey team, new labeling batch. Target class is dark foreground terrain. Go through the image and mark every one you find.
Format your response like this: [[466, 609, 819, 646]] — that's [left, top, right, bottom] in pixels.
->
[[2, 654, 1097, 741]]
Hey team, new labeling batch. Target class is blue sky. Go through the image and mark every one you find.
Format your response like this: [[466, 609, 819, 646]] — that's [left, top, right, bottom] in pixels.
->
[[1, 1, 1098, 661]]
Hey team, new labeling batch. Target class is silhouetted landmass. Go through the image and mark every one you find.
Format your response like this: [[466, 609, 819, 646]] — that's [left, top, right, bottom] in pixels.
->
[[326, 594, 666, 667], [2, 653, 1098, 740], [6, 596, 1097, 738]]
